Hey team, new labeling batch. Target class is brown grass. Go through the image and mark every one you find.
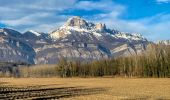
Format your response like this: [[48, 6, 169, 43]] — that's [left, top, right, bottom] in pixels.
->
[[0, 78, 170, 100]]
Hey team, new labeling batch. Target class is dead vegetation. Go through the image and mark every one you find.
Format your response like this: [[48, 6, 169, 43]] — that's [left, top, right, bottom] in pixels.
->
[[0, 78, 170, 100]]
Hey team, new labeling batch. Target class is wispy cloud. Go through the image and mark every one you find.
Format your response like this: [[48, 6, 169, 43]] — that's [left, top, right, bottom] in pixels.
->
[[93, 10, 170, 41], [0, 0, 169, 41], [80, 1, 170, 41], [156, 0, 170, 3], [75, 0, 118, 11], [0, 0, 77, 32]]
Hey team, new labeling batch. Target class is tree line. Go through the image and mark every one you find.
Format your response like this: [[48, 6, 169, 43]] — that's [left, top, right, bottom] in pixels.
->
[[0, 44, 170, 78], [56, 44, 170, 78]]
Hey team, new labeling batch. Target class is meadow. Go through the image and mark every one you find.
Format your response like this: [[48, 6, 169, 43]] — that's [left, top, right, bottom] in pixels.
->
[[0, 78, 170, 100]]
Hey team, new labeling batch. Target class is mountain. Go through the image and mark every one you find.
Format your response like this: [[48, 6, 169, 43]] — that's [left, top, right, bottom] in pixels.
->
[[0, 16, 150, 64], [0, 28, 35, 64], [36, 16, 148, 64], [0, 28, 23, 38], [50, 16, 147, 42], [157, 40, 170, 45], [23, 30, 41, 38]]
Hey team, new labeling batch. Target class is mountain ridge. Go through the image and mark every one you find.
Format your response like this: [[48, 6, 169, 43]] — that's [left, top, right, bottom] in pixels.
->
[[0, 16, 153, 64], [157, 40, 170, 45]]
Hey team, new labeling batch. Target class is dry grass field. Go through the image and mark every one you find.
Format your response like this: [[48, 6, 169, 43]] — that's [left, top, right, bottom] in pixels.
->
[[0, 78, 170, 100]]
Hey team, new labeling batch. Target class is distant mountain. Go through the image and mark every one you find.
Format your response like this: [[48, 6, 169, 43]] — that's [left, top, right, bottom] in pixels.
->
[[50, 16, 147, 42], [0, 16, 150, 64], [0, 28, 23, 38], [157, 40, 170, 45], [23, 30, 41, 38], [0, 28, 35, 64], [38, 16, 148, 64]]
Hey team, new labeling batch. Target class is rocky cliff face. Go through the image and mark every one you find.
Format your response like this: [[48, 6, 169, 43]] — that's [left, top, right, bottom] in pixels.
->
[[0, 28, 35, 64], [41, 16, 148, 64], [0, 16, 150, 64]]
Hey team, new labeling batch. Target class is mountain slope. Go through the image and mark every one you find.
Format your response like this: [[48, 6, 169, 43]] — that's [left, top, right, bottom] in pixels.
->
[[0, 28, 35, 64], [0, 16, 150, 64], [35, 16, 148, 64]]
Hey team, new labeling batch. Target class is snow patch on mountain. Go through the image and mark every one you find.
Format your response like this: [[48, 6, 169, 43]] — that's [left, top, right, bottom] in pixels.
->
[[49, 16, 147, 42], [27, 30, 41, 36], [157, 40, 170, 45], [114, 32, 147, 41]]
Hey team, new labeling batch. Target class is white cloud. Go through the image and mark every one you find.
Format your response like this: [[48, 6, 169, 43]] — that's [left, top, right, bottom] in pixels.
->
[[75, 0, 120, 11], [94, 11, 170, 41], [0, 0, 169, 41], [0, 0, 77, 32], [72, 0, 170, 41]]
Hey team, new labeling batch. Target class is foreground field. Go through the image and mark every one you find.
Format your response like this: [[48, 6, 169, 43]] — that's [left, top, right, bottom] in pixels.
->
[[0, 78, 170, 100]]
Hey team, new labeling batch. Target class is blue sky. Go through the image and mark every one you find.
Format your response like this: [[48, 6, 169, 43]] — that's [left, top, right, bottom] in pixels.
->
[[0, 0, 170, 41]]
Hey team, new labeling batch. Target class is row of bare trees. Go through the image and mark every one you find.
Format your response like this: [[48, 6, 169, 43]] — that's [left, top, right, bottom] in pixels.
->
[[0, 44, 170, 78], [57, 44, 170, 78]]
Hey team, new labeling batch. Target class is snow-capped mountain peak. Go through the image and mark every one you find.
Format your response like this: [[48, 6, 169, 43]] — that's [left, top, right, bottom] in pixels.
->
[[95, 23, 106, 31], [27, 30, 41, 36], [49, 16, 147, 42], [50, 16, 113, 40], [64, 16, 89, 29]]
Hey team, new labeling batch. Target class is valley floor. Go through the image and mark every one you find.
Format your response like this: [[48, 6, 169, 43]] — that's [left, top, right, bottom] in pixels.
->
[[0, 78, 170, 100]]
